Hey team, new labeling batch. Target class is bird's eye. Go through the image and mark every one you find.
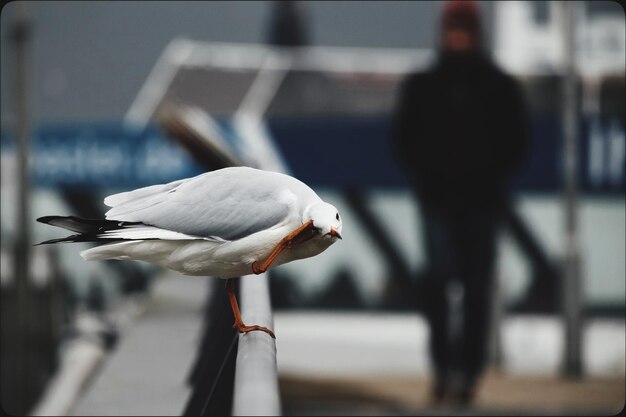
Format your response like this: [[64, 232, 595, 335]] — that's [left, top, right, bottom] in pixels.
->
[[336, 213, 340, 221]]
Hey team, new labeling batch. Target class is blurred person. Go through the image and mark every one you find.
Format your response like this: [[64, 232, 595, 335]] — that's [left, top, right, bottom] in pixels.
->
[[392, 0, 529, 405], [267, 1, 309, 47]]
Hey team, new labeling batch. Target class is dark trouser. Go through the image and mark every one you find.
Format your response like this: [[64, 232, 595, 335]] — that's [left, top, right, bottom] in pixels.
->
[[420, 202, 500, 383]]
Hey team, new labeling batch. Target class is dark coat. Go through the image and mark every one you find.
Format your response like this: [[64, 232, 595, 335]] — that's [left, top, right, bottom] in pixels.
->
[[392, 51, 530, 208]]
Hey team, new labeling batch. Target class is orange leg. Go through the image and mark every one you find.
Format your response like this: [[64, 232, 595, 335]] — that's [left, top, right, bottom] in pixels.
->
[[226, 278, 275, 339], [251, 220, 315, 275]]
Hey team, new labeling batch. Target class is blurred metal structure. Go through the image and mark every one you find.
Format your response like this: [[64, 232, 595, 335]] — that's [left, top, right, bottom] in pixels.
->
[[12, 2, 34, 413], [3, 7, 82, 415], [157, 102, 242, 169], [125, 39, 433, 129], [4, 17, 80, 388], [561, 0, 583, 378]]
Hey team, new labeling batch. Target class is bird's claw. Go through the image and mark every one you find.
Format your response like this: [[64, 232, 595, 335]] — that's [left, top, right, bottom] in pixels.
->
[[234, 322, 276, 339]]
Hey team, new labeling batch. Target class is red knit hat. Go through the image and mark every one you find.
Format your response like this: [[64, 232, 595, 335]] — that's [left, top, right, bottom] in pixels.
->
[[442, 0, 481, 35]]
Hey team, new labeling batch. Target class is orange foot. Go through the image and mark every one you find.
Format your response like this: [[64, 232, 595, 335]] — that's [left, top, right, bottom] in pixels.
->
[[234, 322, 276, 339]]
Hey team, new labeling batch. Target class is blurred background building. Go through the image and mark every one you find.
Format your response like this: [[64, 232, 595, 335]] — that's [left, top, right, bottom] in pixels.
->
[[1, 1, 624, 415]]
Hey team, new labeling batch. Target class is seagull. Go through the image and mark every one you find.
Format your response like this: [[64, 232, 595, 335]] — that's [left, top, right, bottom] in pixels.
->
[[37, 166, 343, 338]]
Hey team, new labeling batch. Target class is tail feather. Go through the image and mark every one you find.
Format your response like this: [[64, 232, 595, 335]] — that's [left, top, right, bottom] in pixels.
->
[[36, 215, 203, 246], [80, 241, 140, 260], [37, 234, 91, 245], [36, 215, 143, 245]]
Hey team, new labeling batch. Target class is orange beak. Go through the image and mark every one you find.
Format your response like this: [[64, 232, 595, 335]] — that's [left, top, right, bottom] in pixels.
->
[[330, 227, 342, 239]]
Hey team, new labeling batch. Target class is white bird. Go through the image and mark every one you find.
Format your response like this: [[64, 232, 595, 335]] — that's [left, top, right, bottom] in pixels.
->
[[37, 166, 343, 338]]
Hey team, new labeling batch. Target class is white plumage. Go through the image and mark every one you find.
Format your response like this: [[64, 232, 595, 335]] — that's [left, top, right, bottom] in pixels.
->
[[77, 166, 343, 278]]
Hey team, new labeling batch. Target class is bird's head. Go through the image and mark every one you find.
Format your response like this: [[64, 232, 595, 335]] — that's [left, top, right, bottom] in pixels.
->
[[305, 202, 343, 241]]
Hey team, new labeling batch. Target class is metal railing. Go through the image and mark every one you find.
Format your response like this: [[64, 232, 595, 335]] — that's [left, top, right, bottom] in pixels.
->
[[232, 275, 281, 416], [181, 275, 280, 416]]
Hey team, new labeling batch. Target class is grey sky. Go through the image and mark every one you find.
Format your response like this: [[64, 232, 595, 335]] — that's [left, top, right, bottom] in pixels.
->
[[1, 1, 446, 125]]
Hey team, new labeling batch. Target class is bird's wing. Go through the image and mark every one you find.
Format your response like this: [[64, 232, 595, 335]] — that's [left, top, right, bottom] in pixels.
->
[[104, 167, 316, 241], [104, 178, 185, 209]]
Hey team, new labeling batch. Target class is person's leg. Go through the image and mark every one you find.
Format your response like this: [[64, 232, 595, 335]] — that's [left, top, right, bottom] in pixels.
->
[[454, 208, 500, 403], [420, 203, 457, 400]]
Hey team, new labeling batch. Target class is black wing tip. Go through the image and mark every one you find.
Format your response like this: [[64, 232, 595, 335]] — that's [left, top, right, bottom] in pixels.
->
[[35, 235, 147, 245], [37, 215, 61, 224], [36, 235, 83, 245], [33, 241, 63, 246], [37, 215, 105, 223], [36, 216, 148, 244]]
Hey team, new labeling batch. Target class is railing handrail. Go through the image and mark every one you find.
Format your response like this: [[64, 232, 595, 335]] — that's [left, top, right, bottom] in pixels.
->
[[232, 275, 281, 416]]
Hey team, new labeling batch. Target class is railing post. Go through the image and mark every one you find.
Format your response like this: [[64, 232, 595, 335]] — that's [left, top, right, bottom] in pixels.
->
[[12, 2, 34, 413], [560, 0, 583, 378]]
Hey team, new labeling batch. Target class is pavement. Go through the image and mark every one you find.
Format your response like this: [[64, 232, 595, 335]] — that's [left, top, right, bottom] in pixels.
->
[[279, 372, 625, 416], [69, 272, 209, 416], [52, 272, 624, 416], [273, 312, 625, 378], [275, 312, 625, 416]]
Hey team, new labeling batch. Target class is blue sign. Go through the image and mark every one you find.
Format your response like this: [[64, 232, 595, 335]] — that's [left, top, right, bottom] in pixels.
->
[[1, 124, 206, 189]]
